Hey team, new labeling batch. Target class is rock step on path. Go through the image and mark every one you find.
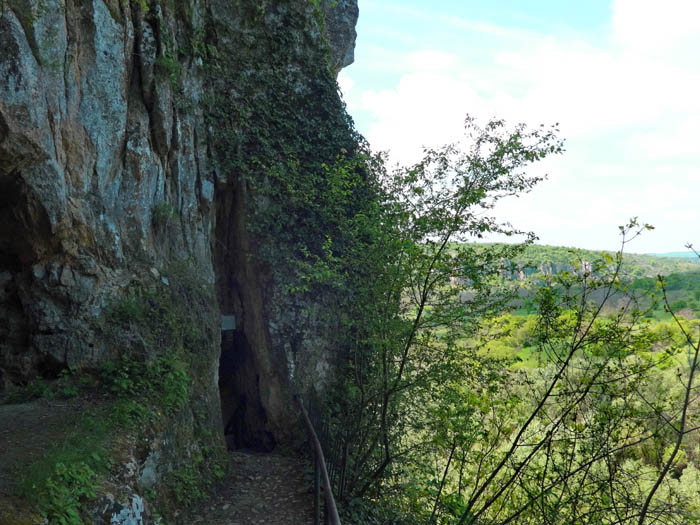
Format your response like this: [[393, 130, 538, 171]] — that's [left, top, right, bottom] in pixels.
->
[[186, 450, 315, 525]]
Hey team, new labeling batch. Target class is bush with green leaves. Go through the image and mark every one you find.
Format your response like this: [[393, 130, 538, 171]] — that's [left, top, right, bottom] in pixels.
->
[[324, 116, 563, 502], [100, 354, 189, 414], [41, 461, 99, 525], [318, 114, 700, 524]]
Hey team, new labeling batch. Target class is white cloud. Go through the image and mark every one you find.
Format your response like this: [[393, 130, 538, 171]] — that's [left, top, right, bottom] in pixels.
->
[[611, 0, 700, 63], [340, 0, 700, 252], [337, 71, 354, 95]]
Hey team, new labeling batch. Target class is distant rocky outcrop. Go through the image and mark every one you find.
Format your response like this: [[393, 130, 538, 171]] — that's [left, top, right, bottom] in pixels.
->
[[322, 0, 359, 72]]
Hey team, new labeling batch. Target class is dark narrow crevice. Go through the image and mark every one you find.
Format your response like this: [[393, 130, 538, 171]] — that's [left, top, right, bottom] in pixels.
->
[[214, 181, 276, 452]]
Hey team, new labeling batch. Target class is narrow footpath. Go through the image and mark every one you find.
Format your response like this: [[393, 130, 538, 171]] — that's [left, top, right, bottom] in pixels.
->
[[185, 450, 315, 524], [0, 399, 92, 523]]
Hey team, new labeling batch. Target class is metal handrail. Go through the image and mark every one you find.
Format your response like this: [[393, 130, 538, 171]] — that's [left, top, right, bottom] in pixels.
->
[[307, 402, 348, 501], [296, 396, 342, 525]]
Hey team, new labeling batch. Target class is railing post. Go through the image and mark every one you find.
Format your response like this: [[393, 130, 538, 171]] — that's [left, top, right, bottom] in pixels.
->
[[314, 453, 321, 525]]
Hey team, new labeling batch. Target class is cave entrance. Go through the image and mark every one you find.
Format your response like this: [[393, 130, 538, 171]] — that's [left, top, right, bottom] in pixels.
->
[[218, 313, 275, 452], [0, 171, 57, 391]]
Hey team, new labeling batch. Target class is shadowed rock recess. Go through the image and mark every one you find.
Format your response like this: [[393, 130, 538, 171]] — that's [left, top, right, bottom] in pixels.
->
[[0, 0, 358, 521]]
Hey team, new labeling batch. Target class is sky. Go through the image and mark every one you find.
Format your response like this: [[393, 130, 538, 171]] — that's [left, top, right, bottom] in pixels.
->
[[338, 0, 700, 254]]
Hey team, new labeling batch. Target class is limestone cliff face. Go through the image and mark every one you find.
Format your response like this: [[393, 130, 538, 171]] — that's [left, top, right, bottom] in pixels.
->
[[0, 0, 214, 383], [0, 0, 358, 519]]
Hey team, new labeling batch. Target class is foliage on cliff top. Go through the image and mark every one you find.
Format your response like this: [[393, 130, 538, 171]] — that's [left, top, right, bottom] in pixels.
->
[[204, 0, 374, 295]]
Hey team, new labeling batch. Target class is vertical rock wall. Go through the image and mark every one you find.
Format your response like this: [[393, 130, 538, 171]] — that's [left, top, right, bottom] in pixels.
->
[[0, 0, 358, 419], [0, 0, 216, 383], [0, 0, 359, 519]]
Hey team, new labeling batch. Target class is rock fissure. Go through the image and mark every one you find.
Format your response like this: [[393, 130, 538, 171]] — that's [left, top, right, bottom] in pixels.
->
[[214, 178, 282, 452]]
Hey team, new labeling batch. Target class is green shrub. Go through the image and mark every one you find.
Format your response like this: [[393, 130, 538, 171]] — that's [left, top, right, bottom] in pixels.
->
[[167, 465, 202, 507], [155, 48, 181, 88], [17, 408, 111, 524], [3, 377, 52, 404], [41, 461, 99, 525], [671, 299, 688, 311], [151, 202, 178, 227], [100, 355, 189, 414]]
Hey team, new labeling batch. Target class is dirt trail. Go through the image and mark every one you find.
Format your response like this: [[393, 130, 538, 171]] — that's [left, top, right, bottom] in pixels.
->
[[0, 402, 316, 524], [0, 399, 92, 524], [185, 450, 315, 524], [0, 399, 88, 496]]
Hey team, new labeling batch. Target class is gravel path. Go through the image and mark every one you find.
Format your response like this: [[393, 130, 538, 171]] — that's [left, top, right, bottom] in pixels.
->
[[185, 450, 315, 524]]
